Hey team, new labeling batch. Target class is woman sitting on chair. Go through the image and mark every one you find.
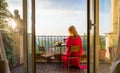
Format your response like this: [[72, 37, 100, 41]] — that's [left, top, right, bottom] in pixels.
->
[[62, 25, 83, 68]]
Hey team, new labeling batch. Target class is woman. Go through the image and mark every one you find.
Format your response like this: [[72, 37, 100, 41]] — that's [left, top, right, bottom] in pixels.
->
[[62, 25, 83, 68]]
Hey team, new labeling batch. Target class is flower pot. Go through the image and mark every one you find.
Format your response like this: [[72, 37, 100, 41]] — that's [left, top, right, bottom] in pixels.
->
[[109, 46, 116, 62], [99, 49, 106, 60]]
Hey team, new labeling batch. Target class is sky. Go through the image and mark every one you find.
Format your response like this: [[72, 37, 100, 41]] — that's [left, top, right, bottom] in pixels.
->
[[6, 0, 110, 36]]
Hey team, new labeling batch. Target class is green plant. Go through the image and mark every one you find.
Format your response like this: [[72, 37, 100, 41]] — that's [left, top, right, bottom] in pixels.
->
[[110, 33, 117, 46], [99, 36, 105, 50], [0, 0, 17, 66]]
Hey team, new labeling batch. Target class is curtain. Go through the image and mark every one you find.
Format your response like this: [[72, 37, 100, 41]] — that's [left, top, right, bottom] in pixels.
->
[[110, 1, 120, 73], [0, 32, 10, 73]]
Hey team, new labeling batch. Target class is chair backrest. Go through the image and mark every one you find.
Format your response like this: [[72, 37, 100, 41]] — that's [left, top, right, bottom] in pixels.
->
[[38, 46, 46, 54], [70, 46, 80, 53], [68, 46, 81, 71]]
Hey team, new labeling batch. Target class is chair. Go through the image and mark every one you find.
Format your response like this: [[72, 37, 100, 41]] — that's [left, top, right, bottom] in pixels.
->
[[67, 46, 87, 73], [38, 46, 55, 62]]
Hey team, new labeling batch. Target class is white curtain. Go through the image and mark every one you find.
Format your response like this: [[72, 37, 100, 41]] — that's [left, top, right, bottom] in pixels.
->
[[0, 32, 10, 73], [110, 1, 120, 73]]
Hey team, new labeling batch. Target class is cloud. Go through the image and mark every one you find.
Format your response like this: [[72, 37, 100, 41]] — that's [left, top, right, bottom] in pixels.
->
[[36, 0, 87, 11], [35, 8, 87, 35]]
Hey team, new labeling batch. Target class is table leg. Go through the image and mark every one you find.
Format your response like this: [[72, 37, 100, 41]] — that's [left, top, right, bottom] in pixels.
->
[[60, 47, 61, 62]]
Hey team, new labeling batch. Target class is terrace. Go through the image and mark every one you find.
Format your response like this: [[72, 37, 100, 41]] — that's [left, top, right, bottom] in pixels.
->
[[10, 35, 112, 73]]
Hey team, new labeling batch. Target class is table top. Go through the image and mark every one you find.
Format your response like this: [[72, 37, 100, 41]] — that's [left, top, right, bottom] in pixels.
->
[[53, 44, 66, 47]]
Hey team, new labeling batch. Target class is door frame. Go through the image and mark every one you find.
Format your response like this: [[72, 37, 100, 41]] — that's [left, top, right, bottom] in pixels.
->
[[23, 0, 36, 73], [94, 0, 99, 73], [23, 0, 99, 73], [23, 0, 28, 73], [31, 0, 36, 73], [87, 0, 99, 73]]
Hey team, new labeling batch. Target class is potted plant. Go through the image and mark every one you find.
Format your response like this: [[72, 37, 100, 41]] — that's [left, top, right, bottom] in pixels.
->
[[109, 33, 117, 61], [99, 36, 106, 60]]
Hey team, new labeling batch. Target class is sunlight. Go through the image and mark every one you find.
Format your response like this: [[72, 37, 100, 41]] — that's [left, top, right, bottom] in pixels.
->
[[8, 18, 16, 29]]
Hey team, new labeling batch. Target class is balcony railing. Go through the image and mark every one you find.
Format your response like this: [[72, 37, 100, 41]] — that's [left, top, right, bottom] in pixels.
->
[[35, 35, 87, 62], [36, 35, 88, 53], [35, 35, 106, 51]]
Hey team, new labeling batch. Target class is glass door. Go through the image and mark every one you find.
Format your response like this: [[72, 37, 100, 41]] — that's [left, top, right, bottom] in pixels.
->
[[28, 0, 99, 73], [22, 0, 36, 73], [34, 0, 87, 73], [87, 0, 99, 73], [23, 0, 35, 73], [26, 0, 99, 73]]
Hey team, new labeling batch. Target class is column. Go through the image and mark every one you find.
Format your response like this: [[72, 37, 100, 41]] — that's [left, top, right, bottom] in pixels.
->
[[105, 33, 110, 59], [20, 35, 23, 64]]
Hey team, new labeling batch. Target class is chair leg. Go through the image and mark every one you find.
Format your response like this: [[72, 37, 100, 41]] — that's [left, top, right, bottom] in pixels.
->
[[67, 64, 69, 73], [67, 60, 71, 73], [47, 57, 51, 62]]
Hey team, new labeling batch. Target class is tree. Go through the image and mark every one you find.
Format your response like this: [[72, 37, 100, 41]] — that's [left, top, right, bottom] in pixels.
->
[[0, 0, 17, 66]]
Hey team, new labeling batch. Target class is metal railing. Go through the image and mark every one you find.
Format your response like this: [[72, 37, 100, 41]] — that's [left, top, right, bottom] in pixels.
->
[[35, 35, 106, 53], [36, 35, 88, 53], [35, 35, 107, 62]]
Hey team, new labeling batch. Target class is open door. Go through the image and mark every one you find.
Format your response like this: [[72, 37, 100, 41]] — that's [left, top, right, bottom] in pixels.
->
[[87, 0, 99, 73], [28, 0, 99, 73], [27, 0, 99, 73]]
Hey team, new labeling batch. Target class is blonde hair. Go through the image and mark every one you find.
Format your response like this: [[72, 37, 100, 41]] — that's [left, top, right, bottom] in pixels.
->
[[68, 25, 79, 38]]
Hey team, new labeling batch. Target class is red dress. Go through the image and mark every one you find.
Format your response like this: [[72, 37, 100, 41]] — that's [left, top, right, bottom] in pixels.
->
[[62, 35, 83, 68]]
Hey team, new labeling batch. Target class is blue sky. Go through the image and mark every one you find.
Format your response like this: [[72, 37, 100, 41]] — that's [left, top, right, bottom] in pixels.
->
[[99, 0, 111, 35], [6, 0, 110, 35]]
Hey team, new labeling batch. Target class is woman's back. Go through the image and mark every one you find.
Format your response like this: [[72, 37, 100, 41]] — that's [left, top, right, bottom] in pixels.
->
[[62, 25, 83, 68], [65, 35, 83, 56]]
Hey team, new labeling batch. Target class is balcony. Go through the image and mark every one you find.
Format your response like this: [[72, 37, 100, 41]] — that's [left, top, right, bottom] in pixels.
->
[[35, 35, 87, 62], [10, 63, 111, 73], [0, 32, 113, 73], [10, 35, 112, 73]]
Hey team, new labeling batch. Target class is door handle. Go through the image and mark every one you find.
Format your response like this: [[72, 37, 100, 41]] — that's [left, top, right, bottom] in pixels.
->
[[89, 20, 94, 30]]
